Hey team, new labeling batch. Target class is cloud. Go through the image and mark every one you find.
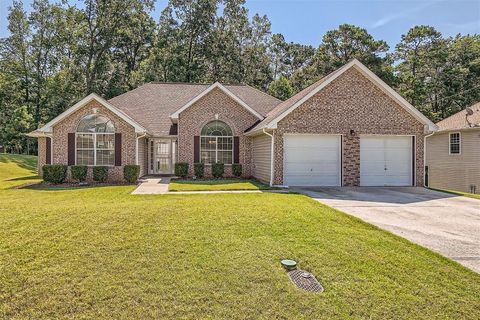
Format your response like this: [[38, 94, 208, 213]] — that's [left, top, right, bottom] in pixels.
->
[[371, 1, 438, 29]]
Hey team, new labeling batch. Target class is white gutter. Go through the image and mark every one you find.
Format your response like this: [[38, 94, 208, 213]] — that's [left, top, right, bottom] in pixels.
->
[[135, 132, 148, 165], [423, 131, 435, 187], [262, 128, 275, 186]]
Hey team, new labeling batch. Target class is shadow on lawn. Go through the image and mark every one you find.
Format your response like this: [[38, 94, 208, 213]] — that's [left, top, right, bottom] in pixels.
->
[[0, 153, 37, 172]]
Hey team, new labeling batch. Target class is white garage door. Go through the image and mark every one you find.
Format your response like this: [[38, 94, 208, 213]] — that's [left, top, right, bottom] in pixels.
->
[[284, 135, 341, 186], [360, 136, 413, 186]]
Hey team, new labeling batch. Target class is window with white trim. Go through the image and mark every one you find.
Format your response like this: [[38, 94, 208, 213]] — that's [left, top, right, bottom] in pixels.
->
[[76, 114, 115, 165], [449, 132, 460, 155], [200, 120, 233, 164]]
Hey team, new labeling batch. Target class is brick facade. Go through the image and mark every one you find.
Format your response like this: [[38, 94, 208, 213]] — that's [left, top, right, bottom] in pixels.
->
[[49, 100, 137, 182], [178, 87, 258, 177], [273, 68, 426, 186]]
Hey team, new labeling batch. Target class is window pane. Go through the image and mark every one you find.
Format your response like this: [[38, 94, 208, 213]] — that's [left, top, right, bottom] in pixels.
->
[[217, 151, 232, 164], [201, 151, 215, 164], [217, 137, 232, 150], [201, 120, 232, 136], [76, 134, 94, 149], [450, 133, 460, 154], [77, 114, 115, 133], [201, 137, 216, 150], [77, 150, 94, 165], [96, 150, 115, 166], [96, 134, 114, 149]]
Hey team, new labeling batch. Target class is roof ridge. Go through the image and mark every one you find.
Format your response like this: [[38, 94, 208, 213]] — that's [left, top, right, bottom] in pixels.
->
[[149, 81, 249, 86], [243, 83, 283, 103]]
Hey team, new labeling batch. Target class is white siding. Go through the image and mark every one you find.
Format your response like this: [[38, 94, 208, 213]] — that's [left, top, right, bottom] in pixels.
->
[[426, 130, 480, 193], [252, 134, 272, 184]]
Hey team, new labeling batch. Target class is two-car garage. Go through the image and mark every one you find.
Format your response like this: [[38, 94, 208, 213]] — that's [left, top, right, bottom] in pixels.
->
[[283, 134, 414, 187]]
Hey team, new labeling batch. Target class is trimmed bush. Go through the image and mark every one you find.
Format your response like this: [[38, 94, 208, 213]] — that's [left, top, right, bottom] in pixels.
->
[[212, 163, 224, 178], [93, 166, 108, 183], [43, 164, 67, 184], [232, 164, 242, 177], [175, 162, 189, 178], [71, 165, 87, 182], [194, 163, 204, 178], [124, 165, 140, 183]]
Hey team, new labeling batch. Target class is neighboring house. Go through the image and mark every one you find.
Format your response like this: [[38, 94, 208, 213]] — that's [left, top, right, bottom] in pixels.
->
[[28, 59, 436, 186], [426, 103, 480, 193]]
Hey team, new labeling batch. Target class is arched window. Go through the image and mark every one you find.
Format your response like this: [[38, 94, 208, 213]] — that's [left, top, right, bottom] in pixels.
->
[[76, 114, 115, 166], [200, 120, 233, 164]]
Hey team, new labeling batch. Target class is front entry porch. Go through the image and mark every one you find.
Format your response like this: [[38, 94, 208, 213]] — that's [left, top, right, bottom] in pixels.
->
[[147, 138, 177, 175]]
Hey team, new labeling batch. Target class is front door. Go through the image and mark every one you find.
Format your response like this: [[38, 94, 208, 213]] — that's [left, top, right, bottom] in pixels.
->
[[154, 139, 172, 174]]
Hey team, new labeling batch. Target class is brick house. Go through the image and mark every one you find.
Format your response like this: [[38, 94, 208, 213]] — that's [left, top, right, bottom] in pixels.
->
[[28, 59, 437, 186]]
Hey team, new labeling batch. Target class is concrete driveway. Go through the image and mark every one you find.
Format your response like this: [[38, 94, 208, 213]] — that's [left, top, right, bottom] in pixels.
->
[[295, 187, 480, 273]]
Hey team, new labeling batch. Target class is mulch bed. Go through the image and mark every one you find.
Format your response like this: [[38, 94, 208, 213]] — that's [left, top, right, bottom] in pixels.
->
[[16, 181, 134, 190]]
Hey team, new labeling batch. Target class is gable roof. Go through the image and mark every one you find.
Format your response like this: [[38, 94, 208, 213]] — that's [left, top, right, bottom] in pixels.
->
[[170, 82, 264, 120], [436, 102, 480, 131], [28, 93, 146, 137], [108, 82, 280, 136], [247, 59, 437, 134]]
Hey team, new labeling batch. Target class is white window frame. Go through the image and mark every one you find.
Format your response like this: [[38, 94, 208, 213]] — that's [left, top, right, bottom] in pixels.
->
[[200, 135, 234, 164], [449, 132, 461, 155], [75, 132, 115, 166]]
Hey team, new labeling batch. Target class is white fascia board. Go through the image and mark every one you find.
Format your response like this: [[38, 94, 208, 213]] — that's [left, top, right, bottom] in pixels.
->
[[170, 82, 263, 120], [266, 59, 438, 132], [35, 93, 147, 134]]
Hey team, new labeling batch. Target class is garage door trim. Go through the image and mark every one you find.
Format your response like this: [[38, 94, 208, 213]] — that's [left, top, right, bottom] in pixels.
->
[[283, 133, 343, 187]]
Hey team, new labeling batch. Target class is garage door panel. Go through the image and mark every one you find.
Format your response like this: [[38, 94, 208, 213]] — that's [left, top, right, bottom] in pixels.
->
[[284, 135, 341, 186], [360, 136, 413, 186], [285, 149, 339, 162]]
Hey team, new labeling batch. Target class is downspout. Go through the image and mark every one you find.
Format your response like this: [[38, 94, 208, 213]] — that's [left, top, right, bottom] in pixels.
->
[[423, 131, 435, 187], [136, 132, 147, 165], [262, 128, 275, 186]]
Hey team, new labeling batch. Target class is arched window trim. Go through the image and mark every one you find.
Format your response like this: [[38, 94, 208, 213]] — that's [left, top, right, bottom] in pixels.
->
[[200, 120, 234, 164], [75, 114, 116, 166]]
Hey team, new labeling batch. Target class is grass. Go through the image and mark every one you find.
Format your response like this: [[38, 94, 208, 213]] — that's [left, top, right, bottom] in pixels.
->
[[1, 154, 479, 319], [169, 178, 274, 191], [430, 187, 480, 200]]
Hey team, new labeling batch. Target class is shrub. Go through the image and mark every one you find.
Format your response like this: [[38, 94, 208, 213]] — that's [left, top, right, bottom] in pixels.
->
[[71, 165, 87, 182], [212, 162, 224, 178], [93, 166, 108, 182], [43, 164, 67, 184], [124, 165, 140, 183], [194, 163, 204, 178], [175, 162, 189, 178], [232, 164, 242, 177]]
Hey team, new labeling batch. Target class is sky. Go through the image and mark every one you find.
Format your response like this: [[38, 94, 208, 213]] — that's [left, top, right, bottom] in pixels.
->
[[0, 0, 479, 50]]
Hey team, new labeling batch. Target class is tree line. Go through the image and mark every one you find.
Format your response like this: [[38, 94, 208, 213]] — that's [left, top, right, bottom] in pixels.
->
[[1, 0, 479, 154]]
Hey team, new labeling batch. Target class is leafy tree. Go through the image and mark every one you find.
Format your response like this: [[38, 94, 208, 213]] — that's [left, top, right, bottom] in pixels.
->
[[268, 75, 293, 100]]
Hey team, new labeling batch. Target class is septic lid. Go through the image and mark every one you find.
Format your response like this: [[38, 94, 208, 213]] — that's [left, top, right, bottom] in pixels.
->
[[281, 259, 297, 269]]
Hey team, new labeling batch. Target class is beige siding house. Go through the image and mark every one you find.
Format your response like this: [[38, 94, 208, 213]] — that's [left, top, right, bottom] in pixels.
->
[[426, 103, 480, 193]]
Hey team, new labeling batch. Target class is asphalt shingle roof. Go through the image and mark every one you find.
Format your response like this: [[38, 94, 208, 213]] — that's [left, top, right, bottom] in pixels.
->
[[436, 102, 480, 131], [108, 82, 281, 136]]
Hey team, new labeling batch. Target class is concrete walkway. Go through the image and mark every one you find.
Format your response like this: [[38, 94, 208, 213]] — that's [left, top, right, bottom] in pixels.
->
[[131, 177, 171, 195], [294, 187, 480, 273]]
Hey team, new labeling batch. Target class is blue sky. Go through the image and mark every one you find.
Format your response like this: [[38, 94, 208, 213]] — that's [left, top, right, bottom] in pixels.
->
[[1, 0, 479, 50]]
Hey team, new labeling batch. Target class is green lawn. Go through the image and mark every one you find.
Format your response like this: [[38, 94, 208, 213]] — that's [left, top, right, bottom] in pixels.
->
[[169, 178, 274, 191], [430, 187, 480, 200], [1, 154, 479, 319]]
